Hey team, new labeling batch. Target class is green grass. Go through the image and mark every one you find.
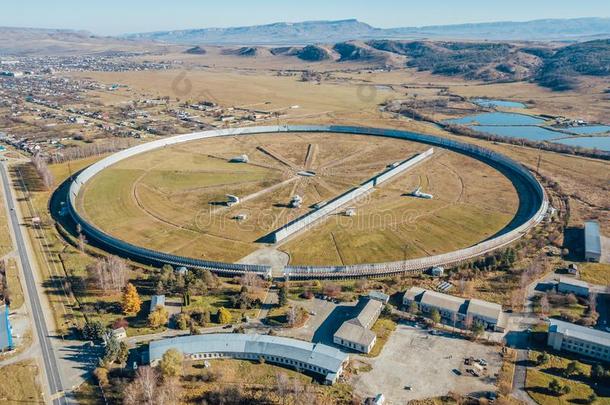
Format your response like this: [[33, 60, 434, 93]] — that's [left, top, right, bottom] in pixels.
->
[[366, 317, 397, 357], [579, 263, 610, 286], [526, 351, 610, 405]]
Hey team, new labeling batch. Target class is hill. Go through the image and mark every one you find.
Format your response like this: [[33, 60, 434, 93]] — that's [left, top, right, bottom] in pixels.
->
[[0, 26, 168, 55], [123, 18, 610, 44]]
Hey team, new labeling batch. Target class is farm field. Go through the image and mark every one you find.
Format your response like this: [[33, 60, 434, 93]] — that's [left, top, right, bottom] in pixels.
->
[[78, 131, 519, 266]]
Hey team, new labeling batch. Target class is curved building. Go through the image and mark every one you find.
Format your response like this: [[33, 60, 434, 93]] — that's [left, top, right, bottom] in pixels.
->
[[148, 333, 349, 384]]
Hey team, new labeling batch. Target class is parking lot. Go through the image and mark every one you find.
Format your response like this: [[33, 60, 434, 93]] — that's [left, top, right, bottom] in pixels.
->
[[350, 323, 502, 403], [277, 297, 357, 345]]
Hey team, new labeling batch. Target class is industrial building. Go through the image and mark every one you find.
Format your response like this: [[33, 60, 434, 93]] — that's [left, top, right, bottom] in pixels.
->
[[403, 287, 505, 332], [368, 290, 390, 304], [0, 305, 13, 351], [148, 333, 349, 384], [584, 221, 602, 262], [557, 277, 590, 297], [547, 319, 610, 362], [333, 297, 383, 353]]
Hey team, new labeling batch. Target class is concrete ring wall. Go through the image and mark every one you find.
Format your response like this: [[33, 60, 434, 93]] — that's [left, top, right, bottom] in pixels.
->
[[67, 125, 548, 279]]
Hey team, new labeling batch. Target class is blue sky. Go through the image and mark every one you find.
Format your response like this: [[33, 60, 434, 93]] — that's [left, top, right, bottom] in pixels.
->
[[8, 0, 610, 35]]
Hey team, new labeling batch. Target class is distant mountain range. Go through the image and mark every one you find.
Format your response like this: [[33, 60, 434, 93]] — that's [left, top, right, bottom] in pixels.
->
[[122, 17, 610, 44]]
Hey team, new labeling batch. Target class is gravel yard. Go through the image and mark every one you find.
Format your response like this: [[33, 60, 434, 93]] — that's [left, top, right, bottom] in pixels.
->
[[351, 322, 502, 403]]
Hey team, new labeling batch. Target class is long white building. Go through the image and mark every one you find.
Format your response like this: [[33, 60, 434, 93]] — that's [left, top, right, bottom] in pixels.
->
[[547, 319, 610, 362], [403, 287, 505, 332], [149, 333, 349, 384]]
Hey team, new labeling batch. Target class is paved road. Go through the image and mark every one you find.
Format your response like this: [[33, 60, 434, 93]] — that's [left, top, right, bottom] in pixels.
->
[[1, 162, 67, 405]]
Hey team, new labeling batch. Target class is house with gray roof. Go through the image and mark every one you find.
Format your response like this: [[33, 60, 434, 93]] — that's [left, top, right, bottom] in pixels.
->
[[558, 276, 590, 297], [333, 297, 382, 354], [150, 294, 166, 312], [403, 287, 505, 331], [584, 221, 601, 262], [148, 333, 348, 384], [548, 319, 610, 362]]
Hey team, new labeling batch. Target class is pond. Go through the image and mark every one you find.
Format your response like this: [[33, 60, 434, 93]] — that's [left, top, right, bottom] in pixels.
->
[[472, 99, 527, 109], [562, 125, 610, 135], [552, 137, 610, 152], [445, 112, 545, 126], [472, 125, 562, 142]]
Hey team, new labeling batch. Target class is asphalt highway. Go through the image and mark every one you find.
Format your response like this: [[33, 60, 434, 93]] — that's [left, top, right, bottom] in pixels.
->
[[0, 162, 67, 405]]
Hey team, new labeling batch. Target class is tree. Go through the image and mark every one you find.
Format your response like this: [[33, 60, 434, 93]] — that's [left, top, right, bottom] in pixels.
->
[[217, 307, 232, 324], [157, 377, 182, 405], [430, 308, 441, 325], [548, 378, 570, 396], [158, 348, 183, 377], [175, 313, 190, 330], [88, 255, 127, 293], [548, 378, 562, 396], [82, 320, 106, 341], [93, 367, 109, 387], [590, 364, 607, 381], [122, 283, 141, 315], [148, 306, 169, 328], [286, 306, 297, 327], [539, 295, 550, 315], [536, 352, 550, 366], [278, 284, 288, 307], [471, 321, 485, 340], [409, 301, 419, 315], [102, 333, 120, 365], [125, 366, 158, 405], [117, 341, 129, 366], [564, 361, 581, 377], [323, 282, 341, 298]]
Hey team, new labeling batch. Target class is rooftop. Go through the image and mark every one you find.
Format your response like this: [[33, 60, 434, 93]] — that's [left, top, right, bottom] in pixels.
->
[[148, 333, 348, 374], [403, 286, 426, 303], [420, 290, 466, 313], [584, 221, 602, 255], [467, 298, 503, 321], [150, 294, 166, 311], [353, 298, 383, 328], [558, 276, 590, 289], [334, 320, 377, 348], [0, 305, 12, 351], [549, 319, 610, 347]]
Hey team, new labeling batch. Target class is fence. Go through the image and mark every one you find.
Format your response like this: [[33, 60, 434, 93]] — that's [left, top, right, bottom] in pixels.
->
[[67, 125, 547, 279]]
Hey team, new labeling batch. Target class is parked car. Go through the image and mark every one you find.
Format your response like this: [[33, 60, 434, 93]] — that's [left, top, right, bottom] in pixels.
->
[[478, 359, 488, 366], [452, 369, 462, 376]]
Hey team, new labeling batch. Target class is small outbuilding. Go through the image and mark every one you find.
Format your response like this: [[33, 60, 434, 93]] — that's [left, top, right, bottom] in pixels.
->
[[150, 295, 166, 312], [558, 277, 589, 297], [111, 327, 127, 341], [584, 221, 602, 262]]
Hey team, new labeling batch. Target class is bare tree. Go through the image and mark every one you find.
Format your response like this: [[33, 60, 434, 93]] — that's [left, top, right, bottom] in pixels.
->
[[136, 366, 158, 404], [540, 295, 550, 316], [286, 306, 297, 327], [88, 255, 127, 292], [240, 272, 262, 288], [31, 153, 54, 189], [276, 372, 290, 405]]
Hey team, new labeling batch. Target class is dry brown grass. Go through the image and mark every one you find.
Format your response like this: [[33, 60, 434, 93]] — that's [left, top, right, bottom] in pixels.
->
[[78, 131, 517, 265]]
